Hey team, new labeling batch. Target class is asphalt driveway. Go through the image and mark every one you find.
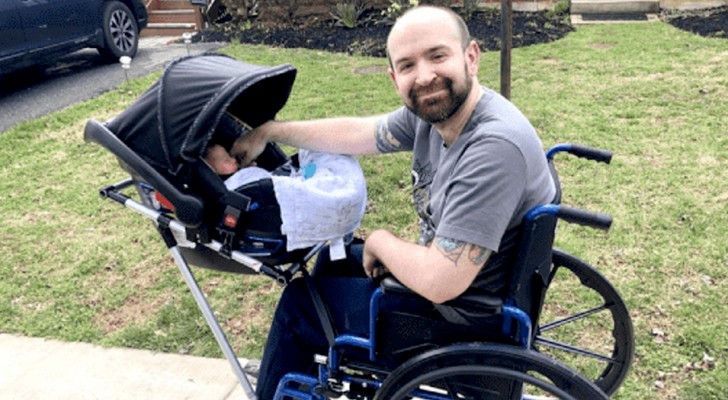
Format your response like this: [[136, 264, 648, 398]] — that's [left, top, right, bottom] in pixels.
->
[[0, 36, 224, 133]]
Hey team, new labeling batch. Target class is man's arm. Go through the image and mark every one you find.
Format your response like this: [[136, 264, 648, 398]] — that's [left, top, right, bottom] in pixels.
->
[[231, 115, 390, 166], [363, 229, 491, 304]]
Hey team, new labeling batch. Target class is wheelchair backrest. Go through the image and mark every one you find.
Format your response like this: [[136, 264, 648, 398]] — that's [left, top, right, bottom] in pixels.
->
[[506, 159, 561, 332], [507, 210, 557, 329]]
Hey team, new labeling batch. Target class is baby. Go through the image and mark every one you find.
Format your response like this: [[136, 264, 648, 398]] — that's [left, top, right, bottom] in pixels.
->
[[203, 111, 250, 176], [205, 143, 240, 176]]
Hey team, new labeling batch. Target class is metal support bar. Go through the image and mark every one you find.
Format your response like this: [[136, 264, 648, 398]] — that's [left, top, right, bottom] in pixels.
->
[[169, 246, 257, 400]]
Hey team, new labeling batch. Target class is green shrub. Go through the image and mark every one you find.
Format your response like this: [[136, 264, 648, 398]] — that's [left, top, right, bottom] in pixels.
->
[[331, 1, 365, 28], [546, 0, 570, 18]]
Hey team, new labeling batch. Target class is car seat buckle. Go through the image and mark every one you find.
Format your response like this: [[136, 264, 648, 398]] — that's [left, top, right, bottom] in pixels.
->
[[217, 205, 242, 257]]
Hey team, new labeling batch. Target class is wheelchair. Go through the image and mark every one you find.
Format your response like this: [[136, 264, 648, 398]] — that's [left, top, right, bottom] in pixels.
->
[[84, 54, 634, 399]]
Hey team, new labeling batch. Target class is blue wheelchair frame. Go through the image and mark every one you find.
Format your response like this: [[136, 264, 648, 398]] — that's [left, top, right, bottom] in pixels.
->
[[272, 144, 617, 400]]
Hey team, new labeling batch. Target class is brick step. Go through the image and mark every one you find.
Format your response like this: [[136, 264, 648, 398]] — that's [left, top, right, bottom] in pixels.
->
[[154, 0, 199, 11], [141, 23, 197, 37], [571, 0, 660, 14], [571, 13, 661, 24], [148, 9, 198, 24], [570, 0, 660, 24]]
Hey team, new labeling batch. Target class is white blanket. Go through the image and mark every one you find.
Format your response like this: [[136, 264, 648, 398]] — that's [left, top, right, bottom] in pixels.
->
[[224, 150, 367, 260]]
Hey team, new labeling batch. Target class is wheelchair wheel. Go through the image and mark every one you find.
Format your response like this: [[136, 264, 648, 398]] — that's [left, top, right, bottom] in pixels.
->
[[535, 248, 634, 396], [374, 343, 607, 400]]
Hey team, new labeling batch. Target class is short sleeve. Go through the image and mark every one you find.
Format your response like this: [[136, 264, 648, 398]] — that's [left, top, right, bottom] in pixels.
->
[[435, 138, 527, 252], [377, 107, 417, 153]]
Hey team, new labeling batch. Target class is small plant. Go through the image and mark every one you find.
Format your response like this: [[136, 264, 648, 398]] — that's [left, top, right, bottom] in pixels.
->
[[546, 0, 570, 18], [331, 1, 364, 29], [381, 0, 419, 24], [239, 19, 254, 30]]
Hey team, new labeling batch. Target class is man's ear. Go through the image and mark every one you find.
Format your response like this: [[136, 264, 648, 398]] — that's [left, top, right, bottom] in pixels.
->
[[465, 40, 481, 76], [388, 68, 400, 91]]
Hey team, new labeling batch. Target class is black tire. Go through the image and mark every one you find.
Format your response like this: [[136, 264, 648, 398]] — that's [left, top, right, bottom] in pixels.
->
[[98, 1, 139, 60], [374, 343, 608, 400], [535, 249, 635, 396]]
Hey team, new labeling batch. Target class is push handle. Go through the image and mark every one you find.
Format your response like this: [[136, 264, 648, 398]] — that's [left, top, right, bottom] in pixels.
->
[[558, 205, 612, 231], [84, 119, 205, 227], [569, 144, 613, 164], [546, 143, 612, 164]]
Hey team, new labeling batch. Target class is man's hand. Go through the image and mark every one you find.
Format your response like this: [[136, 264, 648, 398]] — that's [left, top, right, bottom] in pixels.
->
[[363, 241, 389, 278], [230, 121, 271, 167]]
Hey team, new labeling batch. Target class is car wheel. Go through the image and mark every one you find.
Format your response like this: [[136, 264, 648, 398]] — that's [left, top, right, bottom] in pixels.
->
[[99, 1, 139, 61]]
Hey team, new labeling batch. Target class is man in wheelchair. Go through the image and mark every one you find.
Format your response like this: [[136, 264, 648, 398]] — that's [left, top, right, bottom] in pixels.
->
[[231, 6, 557, 399]]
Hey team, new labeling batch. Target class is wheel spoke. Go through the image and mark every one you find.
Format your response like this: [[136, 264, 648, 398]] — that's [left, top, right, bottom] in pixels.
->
[[539, 301, 614, 333], [534, 336, 621, 364], [441, 378, 462, 398]]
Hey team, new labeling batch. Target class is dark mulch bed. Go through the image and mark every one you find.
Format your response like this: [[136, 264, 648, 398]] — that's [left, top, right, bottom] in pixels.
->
[[199, 9, 574, 57], [664, 6, 728, 39], [197, 6, 726, 57]]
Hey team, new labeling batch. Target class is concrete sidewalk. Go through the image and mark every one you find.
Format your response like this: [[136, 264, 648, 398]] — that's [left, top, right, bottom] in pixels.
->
[[0, 334, 255, 399]]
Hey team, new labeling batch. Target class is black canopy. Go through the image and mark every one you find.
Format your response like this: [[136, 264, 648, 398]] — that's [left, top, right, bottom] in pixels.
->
[[106, 53, 297, 178]]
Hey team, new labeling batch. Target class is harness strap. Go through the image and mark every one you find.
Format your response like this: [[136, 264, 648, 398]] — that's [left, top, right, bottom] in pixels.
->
[[301, 269, 337, 347]]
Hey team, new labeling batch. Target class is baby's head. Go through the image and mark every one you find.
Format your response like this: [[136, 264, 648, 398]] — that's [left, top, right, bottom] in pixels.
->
[[205, 112, 250, 176], [205, 144, 239, 176]]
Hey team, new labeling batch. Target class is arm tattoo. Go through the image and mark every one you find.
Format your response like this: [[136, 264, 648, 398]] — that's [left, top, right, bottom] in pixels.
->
[[468, 244, 490, 265], [434, 236, 490, 266], [375, 118, 403, 153]]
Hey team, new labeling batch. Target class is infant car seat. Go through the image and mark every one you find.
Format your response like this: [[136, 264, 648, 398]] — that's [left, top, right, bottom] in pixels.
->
[[93, 53, 365, 269]]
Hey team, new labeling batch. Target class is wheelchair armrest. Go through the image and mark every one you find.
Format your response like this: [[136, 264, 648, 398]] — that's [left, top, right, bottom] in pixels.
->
[[380, 276, 503, 314], [380, 275, 413, 295]]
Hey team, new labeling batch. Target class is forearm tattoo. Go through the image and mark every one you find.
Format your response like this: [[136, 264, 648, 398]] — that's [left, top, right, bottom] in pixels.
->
[[434, 236, 490, 266], [375, 118, 403, 153]]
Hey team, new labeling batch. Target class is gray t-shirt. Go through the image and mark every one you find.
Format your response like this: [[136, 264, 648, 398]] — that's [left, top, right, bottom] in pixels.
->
[[381, 87, 555, 295]]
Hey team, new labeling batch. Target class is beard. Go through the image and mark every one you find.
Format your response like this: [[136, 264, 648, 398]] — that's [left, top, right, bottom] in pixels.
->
[[407, 69, 472, 124]]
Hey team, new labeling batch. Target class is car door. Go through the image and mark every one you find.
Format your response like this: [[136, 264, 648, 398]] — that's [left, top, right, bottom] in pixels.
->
[[16, 0, 96, 49], [0, 0, 26, 59]]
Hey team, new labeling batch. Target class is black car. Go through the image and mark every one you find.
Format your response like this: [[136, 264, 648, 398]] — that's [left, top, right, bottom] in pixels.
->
[[0, 0, 148, 74]]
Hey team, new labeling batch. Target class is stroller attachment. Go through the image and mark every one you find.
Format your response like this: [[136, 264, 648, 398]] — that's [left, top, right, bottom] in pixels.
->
[[86, 54, 337, 398]]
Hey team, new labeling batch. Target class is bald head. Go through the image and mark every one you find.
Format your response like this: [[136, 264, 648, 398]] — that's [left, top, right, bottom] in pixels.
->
[[386, 6, 471, 68]]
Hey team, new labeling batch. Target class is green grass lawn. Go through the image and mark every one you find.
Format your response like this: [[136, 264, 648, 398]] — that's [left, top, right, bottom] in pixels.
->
[[1, 21, 726, 399]]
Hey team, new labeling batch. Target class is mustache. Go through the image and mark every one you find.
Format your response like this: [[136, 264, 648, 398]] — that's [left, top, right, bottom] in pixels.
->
[[409, 77, 452, 102]]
